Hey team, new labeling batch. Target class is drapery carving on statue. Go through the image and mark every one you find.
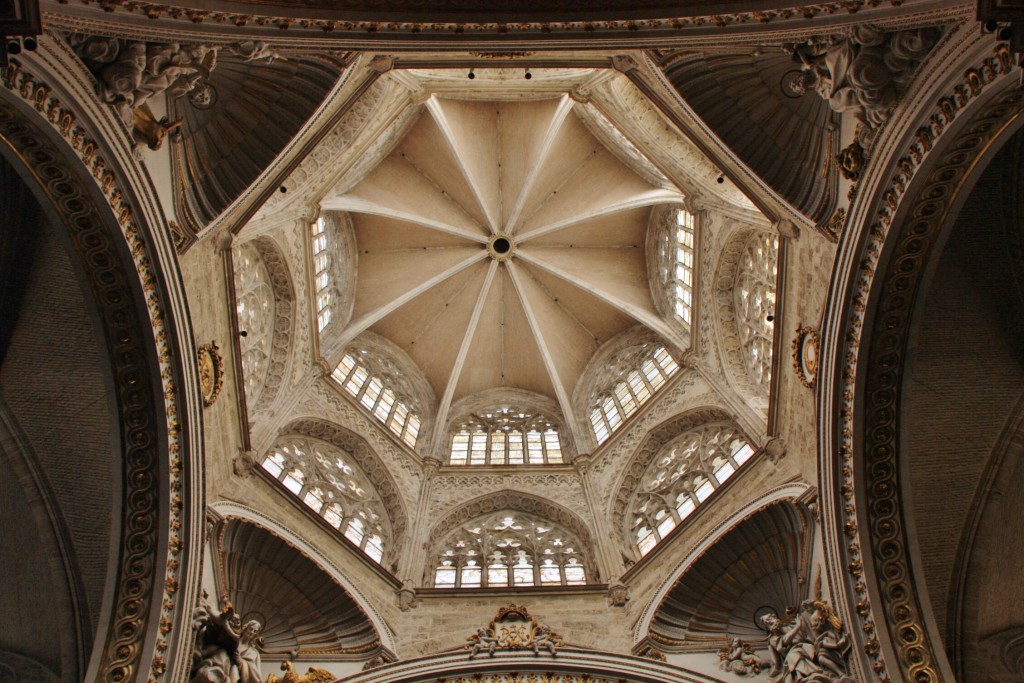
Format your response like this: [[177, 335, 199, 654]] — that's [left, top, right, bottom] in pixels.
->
[[784, 25, 942, 139], [760, 601, 853, 683], [719, 638, 768, 676], [67, 35, 280, 147], [190, 595, 264, 683]]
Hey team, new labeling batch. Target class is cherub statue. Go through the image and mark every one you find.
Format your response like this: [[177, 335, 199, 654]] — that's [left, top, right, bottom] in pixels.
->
[[468, 627, 498, 659], [718, 638, 765, 675], [532, 624, 557, 656]]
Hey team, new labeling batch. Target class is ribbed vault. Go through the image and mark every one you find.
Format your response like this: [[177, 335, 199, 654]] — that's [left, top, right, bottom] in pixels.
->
[[212, 518, 382, 659], [173, 53, 347, 229], [662, 51, 838, 224], [321, 94, 684, 445], [647, 501, 809, 648]]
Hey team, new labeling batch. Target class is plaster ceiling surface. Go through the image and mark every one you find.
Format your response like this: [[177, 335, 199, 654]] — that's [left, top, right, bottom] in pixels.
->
[[318, 83, 690, 439]]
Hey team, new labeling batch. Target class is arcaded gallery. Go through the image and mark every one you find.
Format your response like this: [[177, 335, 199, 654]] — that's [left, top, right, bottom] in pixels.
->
[[0, 0, 1021, 681]]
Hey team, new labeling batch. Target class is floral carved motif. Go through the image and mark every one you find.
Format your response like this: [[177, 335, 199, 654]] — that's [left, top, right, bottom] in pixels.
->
[[198, 341, 224, 407], [792, 326, 820, 389]]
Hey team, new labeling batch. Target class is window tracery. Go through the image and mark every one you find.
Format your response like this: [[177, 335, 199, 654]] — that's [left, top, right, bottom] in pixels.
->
[[432, 512, 588, 589], [589, 345, 680, 445], [669, 209, 696, 325], [233, 243, 275, 406], [259, 436, 390, 563], [449, 407, 563, 466], [735, 232, 778, 388], [629, 424, 755, 556], [312, 216, 333, 332], [331, 350, 422, 447]]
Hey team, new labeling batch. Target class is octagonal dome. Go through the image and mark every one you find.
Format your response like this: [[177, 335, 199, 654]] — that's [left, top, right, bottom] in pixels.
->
[[319, 93, 688, 447]]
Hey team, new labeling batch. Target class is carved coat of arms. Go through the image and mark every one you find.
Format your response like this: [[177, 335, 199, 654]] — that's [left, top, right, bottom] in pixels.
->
[[466, 604, 562, 659]]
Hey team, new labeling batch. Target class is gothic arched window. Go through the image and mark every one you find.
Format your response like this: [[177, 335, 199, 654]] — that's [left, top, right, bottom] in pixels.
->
[[311, 217, 333, 332], [449, 407, 563, 466], [433, 512, 588, 589], [260, 436, 390, 563], [331, 350, 422, 447], [660, 208, 696, 326], [589, 345, 680, 445], [630, 424, 754, 555], [233, 243, 275, 406], [735, 232, 778, 388]]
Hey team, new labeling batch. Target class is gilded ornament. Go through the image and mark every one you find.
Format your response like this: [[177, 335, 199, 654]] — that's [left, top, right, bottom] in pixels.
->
[[266, 661, 334, 683], [792, 326, 820, 389], [466, 605, 562, 659], [198, 341, 224, 407]]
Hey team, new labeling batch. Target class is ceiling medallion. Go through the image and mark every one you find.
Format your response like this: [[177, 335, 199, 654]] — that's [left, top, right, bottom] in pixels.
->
[[198, 341, 225, 406], [792, 326, 819, 389]]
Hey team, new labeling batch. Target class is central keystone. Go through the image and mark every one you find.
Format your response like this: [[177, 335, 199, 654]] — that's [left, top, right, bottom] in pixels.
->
[[487, 234, 516, 261]]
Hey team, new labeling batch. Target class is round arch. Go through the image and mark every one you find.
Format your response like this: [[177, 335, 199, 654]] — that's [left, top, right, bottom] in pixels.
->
[[818, 32, 1022, 683]]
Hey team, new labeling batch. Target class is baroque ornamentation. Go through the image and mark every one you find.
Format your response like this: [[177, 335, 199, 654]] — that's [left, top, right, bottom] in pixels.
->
[[719, 639, 766, 676], [1, 58, 187, 683], [830, 41, 1016, 683], [792, 326, 820, 389], [784, 25, 943, 138], [760, 600, 853, 683], [466, 605, 563, 659], [822, 208, 846, 242], [266, 661, 333, 683], [198, 341, 224, 407], [190, 595, 264, 683], [44, 0, 921, 40]]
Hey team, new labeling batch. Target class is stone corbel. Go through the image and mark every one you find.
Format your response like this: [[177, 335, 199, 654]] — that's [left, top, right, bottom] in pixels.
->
[[233, 448, 258, 478], [607, 580, 630, 607], [763, 436, 787, 465], [775, 218, 801, 240], [397, 580, 418, 611]]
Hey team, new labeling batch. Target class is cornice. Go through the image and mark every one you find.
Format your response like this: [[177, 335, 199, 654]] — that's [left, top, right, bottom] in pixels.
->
[[40, 0, 967, 49]]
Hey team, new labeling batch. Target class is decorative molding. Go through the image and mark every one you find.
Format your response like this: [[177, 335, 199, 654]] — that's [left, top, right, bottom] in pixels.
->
[[198, 341, 224, 407], [0, 53, 194, 683], [465, 604, 562, 659], [825, 39, 1018, 683], [37, 0, 957, 45], [338, 647, 722, 683], [791, 325, 820, 389]]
